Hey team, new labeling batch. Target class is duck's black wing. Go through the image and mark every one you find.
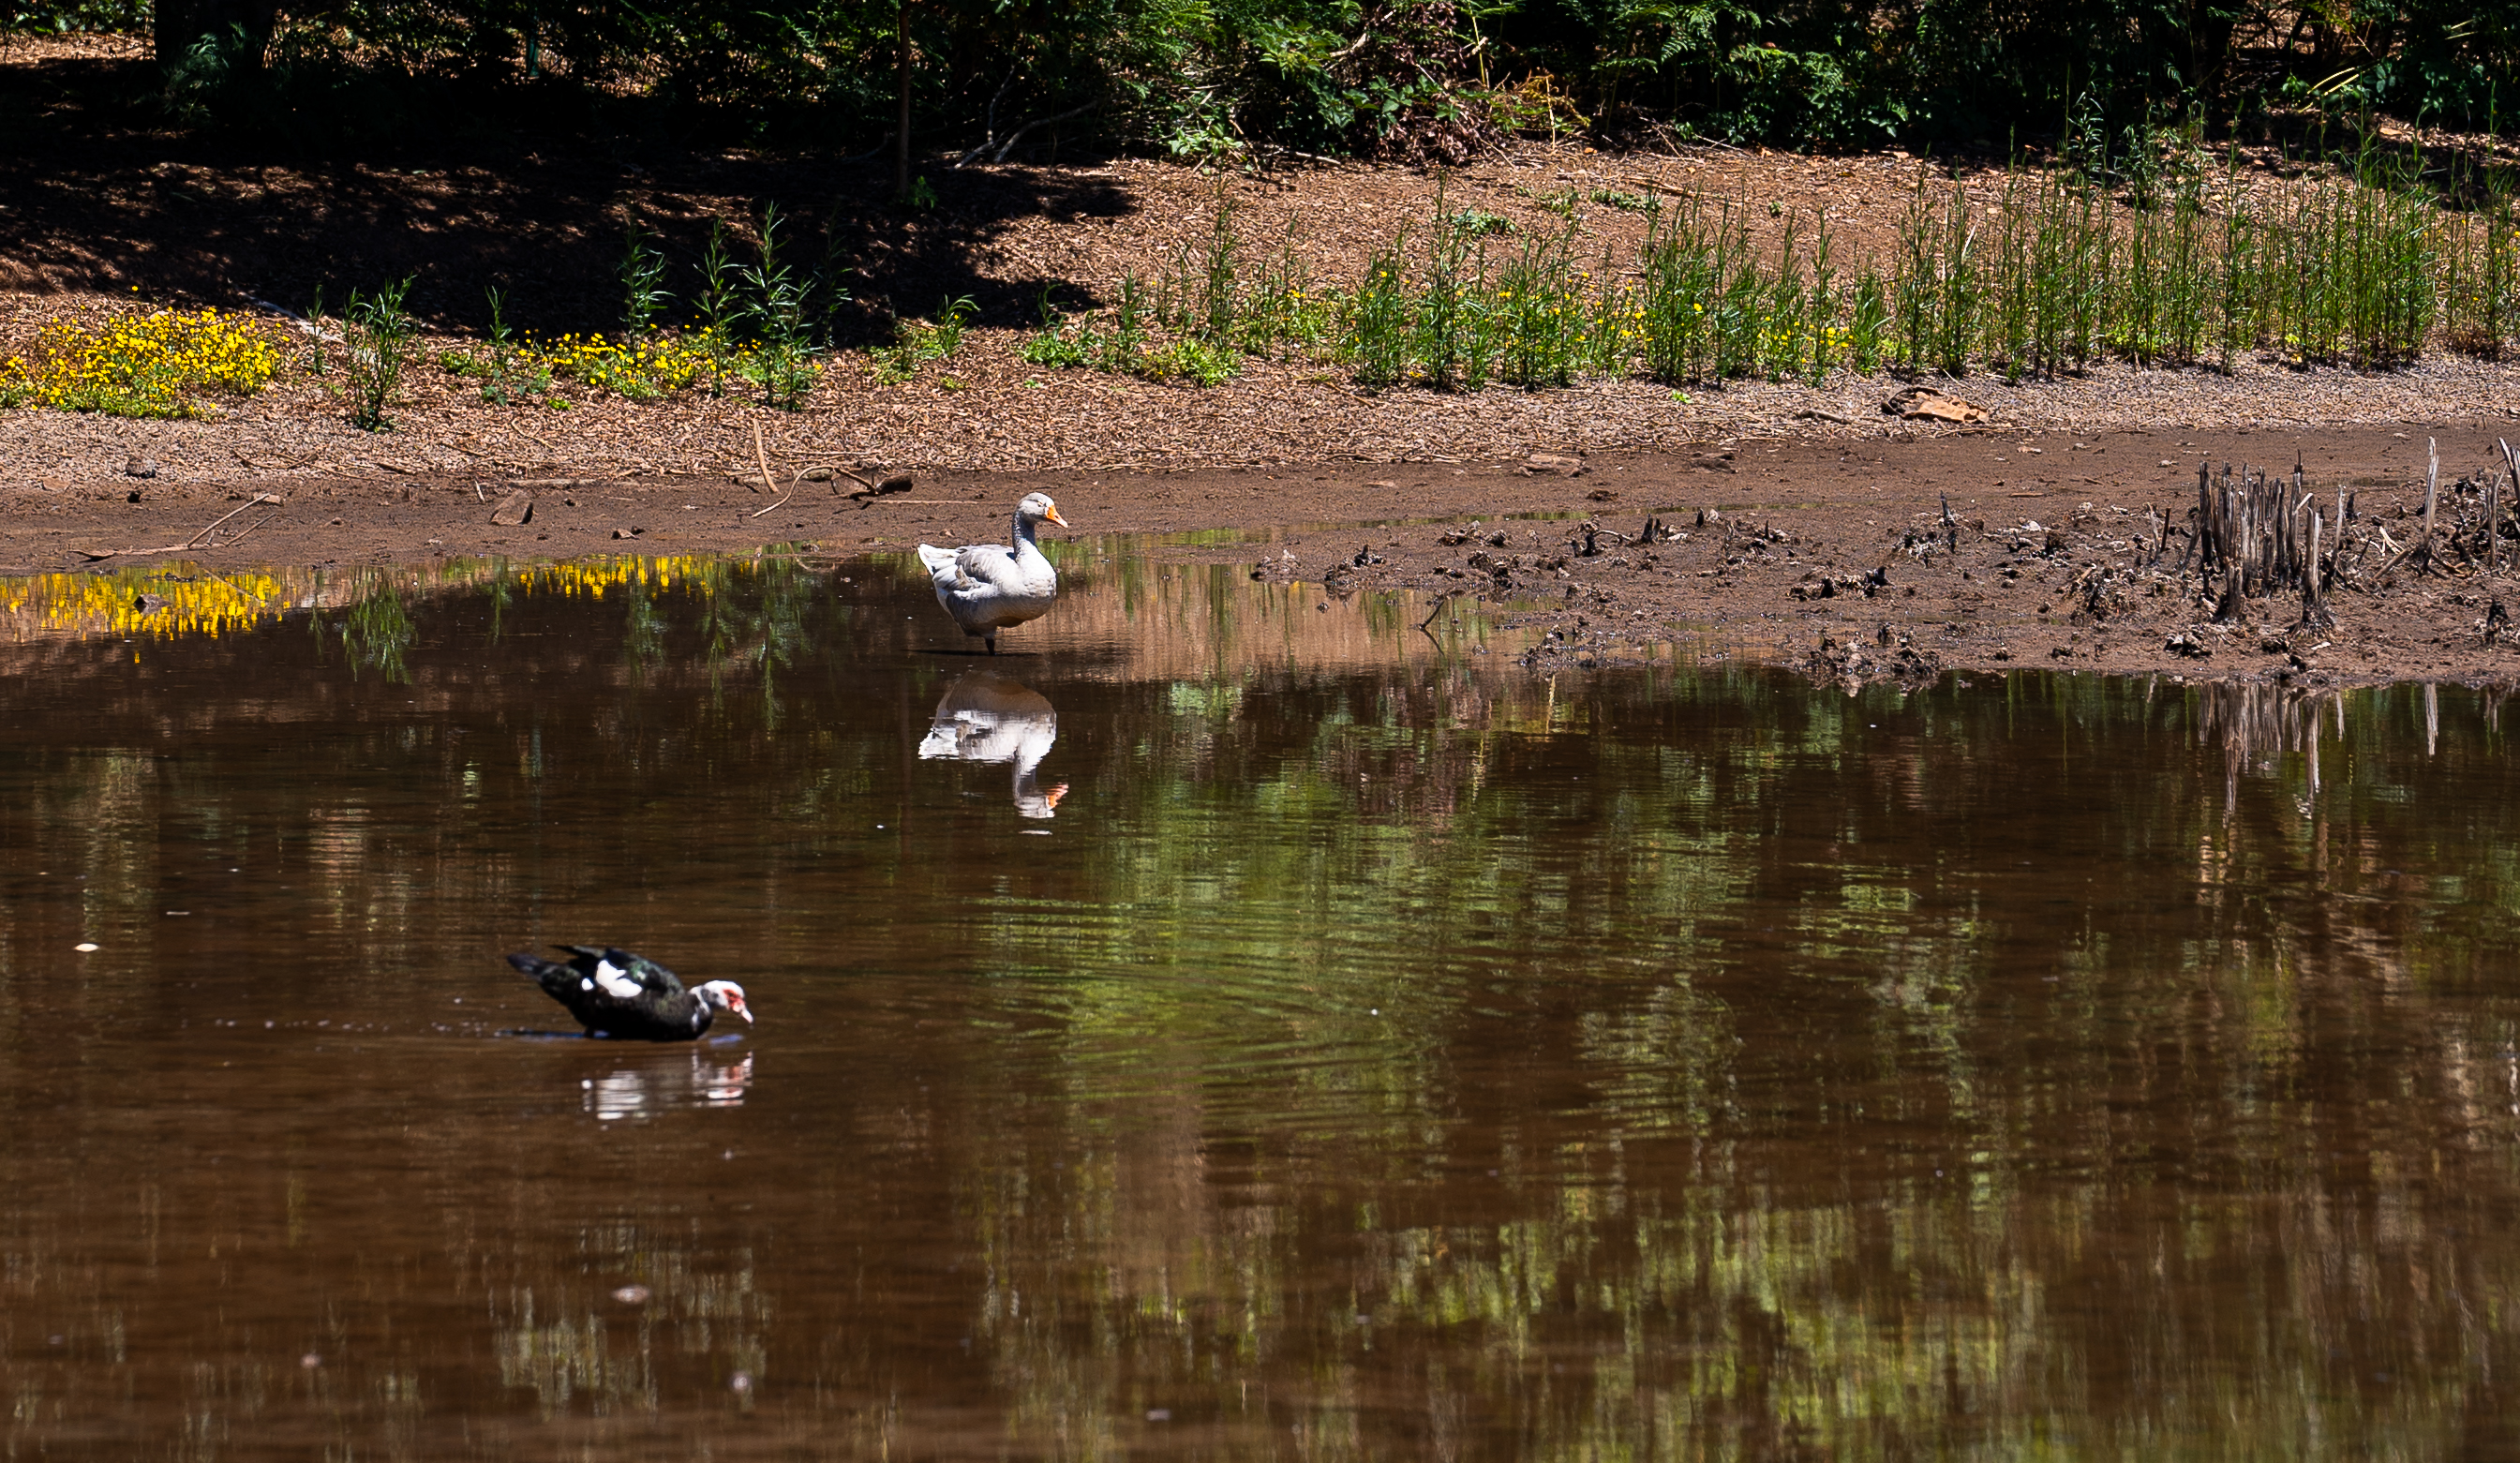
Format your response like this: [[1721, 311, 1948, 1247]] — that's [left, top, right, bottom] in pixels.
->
[[508, 946, 702, 1038], [554, 945, 686, 997]]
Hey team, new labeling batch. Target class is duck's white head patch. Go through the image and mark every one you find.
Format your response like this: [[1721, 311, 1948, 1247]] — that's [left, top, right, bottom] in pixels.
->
[[695, 980, 753, 1024]]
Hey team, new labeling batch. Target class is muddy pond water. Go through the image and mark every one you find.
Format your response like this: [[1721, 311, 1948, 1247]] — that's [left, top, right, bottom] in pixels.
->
[[3, 545, 2518, 1459]]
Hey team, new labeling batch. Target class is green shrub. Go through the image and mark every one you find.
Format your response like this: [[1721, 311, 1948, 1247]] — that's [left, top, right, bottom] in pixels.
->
[[1139, 338, 1237, 386], [343, 276, 415, 431], [733, 203, 830, 410], [1021, 290, 1096, 368], [873, 294, 977, 383]]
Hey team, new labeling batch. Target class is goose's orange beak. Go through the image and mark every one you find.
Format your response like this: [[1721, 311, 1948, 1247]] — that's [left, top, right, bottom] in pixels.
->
[[1046, 502, 1069, 527]]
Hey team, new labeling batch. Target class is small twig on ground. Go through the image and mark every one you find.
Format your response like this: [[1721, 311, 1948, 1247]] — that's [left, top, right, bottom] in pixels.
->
[[243, 296, 342, 342], [2421, 438, 2439, 574], [748, 495, 793, 518], [231, 448, 321, 470], [186, 493, 283, 548], [2500, 439, 2520, 577], [218, 511, 277, 547]]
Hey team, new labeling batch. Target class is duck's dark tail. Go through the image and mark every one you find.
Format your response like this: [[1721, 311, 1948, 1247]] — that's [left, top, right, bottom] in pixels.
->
[[507, 951, 574, 997]]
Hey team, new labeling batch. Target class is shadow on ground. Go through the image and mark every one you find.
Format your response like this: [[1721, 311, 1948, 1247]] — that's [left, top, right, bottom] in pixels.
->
[[0, 45, 1130, 343]]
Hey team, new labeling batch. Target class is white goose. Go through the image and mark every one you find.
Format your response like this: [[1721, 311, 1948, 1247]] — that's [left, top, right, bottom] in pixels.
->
[[917, 492, 1069, 654], [917, 672, 1067, 818]]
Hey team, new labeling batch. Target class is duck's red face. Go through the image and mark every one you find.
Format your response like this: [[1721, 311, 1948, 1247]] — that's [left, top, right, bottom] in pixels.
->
[[699, 981, 753, 1023]]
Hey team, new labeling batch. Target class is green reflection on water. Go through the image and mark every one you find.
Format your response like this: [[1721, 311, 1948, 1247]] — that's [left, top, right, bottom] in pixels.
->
[[1, 557, 2518, 1459], [931, 671, 2520, 1460]]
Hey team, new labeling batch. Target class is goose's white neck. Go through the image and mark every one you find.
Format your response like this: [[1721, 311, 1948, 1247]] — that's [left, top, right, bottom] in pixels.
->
[[1010, 511, 1042, 551]]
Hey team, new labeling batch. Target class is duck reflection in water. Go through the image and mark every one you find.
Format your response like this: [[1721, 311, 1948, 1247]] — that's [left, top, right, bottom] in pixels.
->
[[583, 1052, 755, 1121], [918, 671, 1068, 819]]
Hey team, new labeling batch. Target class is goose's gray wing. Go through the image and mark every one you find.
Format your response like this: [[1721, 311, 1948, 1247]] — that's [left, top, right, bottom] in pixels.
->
[[952, 543, 1026, 591]]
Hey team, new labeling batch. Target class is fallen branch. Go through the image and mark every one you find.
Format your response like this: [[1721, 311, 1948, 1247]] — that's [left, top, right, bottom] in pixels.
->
[[67, 494, 284, 562], [954, 69, 1026, 168], [988, 100, 1099, 164], [847, 472, 919, 505], [794, 461, 882, 492], [837, 131, 896, 165], [748, 495, 792, 518], [1254, 143, 1349, 169], [750, 418, 777, 495]]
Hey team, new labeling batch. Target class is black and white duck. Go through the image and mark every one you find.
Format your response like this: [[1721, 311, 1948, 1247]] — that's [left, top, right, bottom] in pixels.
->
[[506, 945, 753, 1040], [917, 492, 1068, 653]]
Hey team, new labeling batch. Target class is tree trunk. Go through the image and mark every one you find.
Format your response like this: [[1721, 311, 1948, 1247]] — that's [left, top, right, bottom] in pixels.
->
[[155, 0, 196, 68], [895, 0, 914, 201]]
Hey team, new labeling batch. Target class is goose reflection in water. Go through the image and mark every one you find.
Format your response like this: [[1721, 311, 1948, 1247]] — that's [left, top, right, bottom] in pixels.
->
[[582, 1052, 755, 1121], [917, 671, 1068, 819]]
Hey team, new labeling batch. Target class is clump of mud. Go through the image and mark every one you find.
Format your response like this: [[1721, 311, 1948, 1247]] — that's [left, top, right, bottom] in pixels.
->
[[1798, 626, 1946, 694]]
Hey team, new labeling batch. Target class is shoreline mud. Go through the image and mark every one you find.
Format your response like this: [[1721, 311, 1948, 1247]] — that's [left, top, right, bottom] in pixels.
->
[[10, 424, 2520, 687]]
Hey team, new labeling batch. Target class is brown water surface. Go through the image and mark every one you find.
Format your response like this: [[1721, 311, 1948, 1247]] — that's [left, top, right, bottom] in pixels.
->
[[3, 548, 2518, 1459]]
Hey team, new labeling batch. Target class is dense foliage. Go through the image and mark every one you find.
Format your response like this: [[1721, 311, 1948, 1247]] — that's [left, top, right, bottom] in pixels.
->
[[2, 0, 143, 31], [7, 1, 2514, 152]]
